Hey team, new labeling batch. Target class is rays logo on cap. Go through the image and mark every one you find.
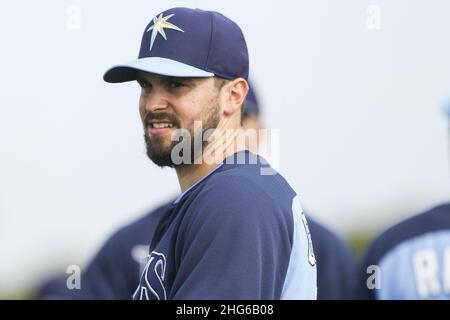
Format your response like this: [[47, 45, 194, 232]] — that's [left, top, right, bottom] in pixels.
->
[[103, 7, 249, 83], [146, 13, 184, 51]]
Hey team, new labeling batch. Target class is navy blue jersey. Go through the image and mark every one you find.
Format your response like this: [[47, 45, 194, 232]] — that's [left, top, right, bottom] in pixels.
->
[[131, 150, 316, 300], [356, 203, 450, 299], [39, 214, 355, 300], [37, 184, 356, 299], [308, 220, 356, 299]]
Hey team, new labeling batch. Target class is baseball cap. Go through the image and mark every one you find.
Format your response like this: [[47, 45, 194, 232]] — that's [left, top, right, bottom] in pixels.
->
[[245, 80, 260, 116], [103, 7, 249, 83]]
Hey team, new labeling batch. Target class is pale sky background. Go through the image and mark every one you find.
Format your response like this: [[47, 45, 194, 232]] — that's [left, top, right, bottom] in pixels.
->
[[1, 0, 449, 296]]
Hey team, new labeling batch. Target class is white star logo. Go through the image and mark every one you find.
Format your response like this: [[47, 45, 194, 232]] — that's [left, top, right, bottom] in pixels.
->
[[146, 13, 184, 51]]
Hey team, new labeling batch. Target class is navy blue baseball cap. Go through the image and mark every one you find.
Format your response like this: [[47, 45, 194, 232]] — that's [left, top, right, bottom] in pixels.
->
[[104, 7, 249, 83], [245, 80, 260, 116]]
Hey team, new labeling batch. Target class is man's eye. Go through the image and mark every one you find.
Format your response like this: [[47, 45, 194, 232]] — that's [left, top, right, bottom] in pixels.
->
[[138, 81, 150, 89], [168, 81, 183, 89]]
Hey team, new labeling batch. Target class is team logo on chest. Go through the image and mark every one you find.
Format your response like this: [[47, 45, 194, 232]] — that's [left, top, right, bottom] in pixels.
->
[[132, 251, 167, 300]]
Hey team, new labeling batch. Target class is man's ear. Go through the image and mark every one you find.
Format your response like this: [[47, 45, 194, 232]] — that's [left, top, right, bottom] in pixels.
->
[[222, 78, 249, 116]]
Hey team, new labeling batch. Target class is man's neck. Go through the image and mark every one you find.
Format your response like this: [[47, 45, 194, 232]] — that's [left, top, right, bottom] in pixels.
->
[[175, 162, 220, 193], [175, 128, 246, 192]]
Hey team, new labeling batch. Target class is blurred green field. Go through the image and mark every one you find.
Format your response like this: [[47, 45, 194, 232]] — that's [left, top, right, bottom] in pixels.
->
[[348, 232, 376, 259]]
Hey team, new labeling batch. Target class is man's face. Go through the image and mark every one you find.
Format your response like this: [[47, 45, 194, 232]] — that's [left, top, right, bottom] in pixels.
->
[[138, 73, 221, 167]]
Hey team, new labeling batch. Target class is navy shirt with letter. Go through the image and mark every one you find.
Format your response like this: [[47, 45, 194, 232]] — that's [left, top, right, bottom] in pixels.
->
[[38, 173, 356, 299], [38, 151, 356, 300], [131, 150, 316, 300], [357, 203, 450, 299], [57, 150, 316, 300]]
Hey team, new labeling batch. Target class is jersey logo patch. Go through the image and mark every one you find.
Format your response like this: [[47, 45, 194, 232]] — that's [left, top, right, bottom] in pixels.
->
[[132, 251, 167, 300]]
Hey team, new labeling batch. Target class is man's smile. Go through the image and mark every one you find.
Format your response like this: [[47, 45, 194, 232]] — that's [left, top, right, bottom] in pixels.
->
[[147, 119, 177, 136]]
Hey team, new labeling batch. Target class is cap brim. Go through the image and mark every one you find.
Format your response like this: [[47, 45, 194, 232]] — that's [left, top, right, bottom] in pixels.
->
[[103, 57, 215, 83]]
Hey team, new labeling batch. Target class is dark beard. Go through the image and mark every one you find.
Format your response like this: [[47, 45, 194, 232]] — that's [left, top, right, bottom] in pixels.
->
[[144, 104, 220, 167], [144, 133, 176, 168]]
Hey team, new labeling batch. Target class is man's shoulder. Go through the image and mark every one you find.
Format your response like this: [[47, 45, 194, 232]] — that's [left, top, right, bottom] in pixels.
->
[[364, 203, 450, 264], [105, 200, 172, 247], [179, 163, 295, 230], [358, 203, 450, 299], [308, 218, 353, 255], [205, 154, 296, 201], [202, 167, 295, 210]]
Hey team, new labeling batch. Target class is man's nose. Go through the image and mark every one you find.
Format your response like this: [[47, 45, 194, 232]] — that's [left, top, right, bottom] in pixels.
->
[[143, 87, 170, 113]]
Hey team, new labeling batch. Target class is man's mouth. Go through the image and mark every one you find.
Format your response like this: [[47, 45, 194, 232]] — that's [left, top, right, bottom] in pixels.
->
[[149, 122, 174, 129], [147, 120, 177, 135]]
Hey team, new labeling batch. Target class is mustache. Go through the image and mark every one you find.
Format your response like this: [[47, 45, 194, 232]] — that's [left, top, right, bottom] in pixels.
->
[[144, 112, 180, 127]]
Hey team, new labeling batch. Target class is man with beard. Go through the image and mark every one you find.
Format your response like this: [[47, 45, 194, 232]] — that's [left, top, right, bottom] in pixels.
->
[[95, 7, 316, 300], [36, 82, 356, 300]]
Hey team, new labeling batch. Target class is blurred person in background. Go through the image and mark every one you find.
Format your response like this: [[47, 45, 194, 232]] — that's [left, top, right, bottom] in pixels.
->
[[355, 102, 450, 299], [36, 82, 356, 300]]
